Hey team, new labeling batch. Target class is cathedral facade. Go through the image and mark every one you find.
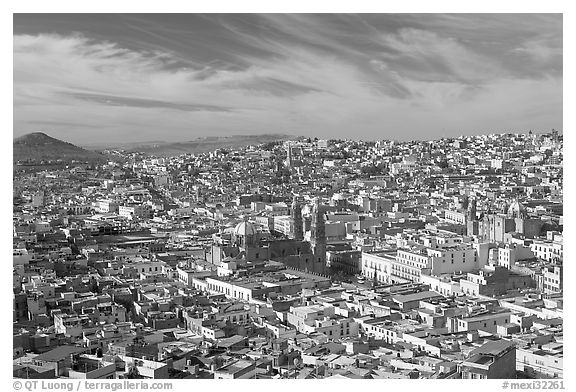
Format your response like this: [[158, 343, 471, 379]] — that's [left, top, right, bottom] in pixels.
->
[[208, 198, 327, 274]]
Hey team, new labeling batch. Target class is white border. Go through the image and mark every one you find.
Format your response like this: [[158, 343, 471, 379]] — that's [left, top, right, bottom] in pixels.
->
[[3, 2, 572, 391]]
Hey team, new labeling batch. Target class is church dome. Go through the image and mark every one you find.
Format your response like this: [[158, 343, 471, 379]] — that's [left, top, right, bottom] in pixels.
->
[[507, 200, 527, 219], [233, 221, 257, 237]]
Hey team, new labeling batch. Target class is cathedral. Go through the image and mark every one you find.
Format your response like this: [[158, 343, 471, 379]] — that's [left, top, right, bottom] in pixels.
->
[[207, 198, 327, 274], [469, 199, 545, 242]]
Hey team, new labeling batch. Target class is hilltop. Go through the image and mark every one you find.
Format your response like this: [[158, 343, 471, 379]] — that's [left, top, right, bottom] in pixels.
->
[[13, 132, 106, 163]]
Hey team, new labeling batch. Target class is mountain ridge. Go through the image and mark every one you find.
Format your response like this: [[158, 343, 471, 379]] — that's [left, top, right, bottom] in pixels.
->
[[126, 133, 295, 156], [14, 132, 296, 160]]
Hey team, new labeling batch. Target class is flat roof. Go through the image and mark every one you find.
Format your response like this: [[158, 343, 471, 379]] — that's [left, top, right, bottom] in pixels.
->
[[33, 346, 86, 362], [216, 359, 253, 373], [393, 291, 443, 304], [471, 340, 515, 357], [464, 311, 511, 322]]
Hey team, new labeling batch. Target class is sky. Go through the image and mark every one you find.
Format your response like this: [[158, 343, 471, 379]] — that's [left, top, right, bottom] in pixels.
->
[[13, 14, 562, 144]]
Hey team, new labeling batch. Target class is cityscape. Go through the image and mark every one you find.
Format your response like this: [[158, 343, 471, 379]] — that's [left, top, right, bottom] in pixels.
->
[[13, 14, 563, 383]]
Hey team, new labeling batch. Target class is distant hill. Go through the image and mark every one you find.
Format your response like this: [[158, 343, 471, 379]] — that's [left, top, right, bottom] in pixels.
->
[[130, 133, 294, 156], [81, 140, 167, 150], [13, 132, 106, 163]]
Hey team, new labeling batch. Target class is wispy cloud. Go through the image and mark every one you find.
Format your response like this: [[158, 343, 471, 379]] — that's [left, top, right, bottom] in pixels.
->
[[377, 28, 506, 83], [65, 92, 234, 112], [513, 36, 562, 65], [13, 14, 562, 143]]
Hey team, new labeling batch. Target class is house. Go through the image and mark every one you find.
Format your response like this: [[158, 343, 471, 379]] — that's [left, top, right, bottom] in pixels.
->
[[213, 359, 256, 379], [22, 346, 87, 377], [459, 340, 516, 379]]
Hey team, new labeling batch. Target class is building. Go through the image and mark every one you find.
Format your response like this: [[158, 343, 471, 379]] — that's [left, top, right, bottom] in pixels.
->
[[375, 244, 483, 284], [459, 340, 516, 379], [392, 291, 443, 312], [480, 201, 544, 242], [466, 199, 479, 236], [214, 359, 256, 379], [327, 249, 362, 274], [516, 343, 563, 378], [361, 252, 395, 283], [119, 204, 152, 219], [95, 199, 119, 214], [460, 266, 535, 296], [22, 346, 88, 377], [542, 265, 563, 294], [67, 354, 116, 379], [530, 240, 563, 263], [496, 244, 535, 269], [291, 196, 304, 241], [451, 311, 512, 334], [445, 210, 466, 225], [116, 355, 169, 379], [287, 304, 359, 339], [208, 219, 325, 274], [273, 215, 293, 236], [310, 198, 327, 265]]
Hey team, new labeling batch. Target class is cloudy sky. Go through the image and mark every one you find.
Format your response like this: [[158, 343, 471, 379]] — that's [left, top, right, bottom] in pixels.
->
[[13, 14, 562, 144]]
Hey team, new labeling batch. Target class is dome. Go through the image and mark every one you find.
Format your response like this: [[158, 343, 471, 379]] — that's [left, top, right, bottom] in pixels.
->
[[507, 200, 527, 219], [233, 221, 257, 237]]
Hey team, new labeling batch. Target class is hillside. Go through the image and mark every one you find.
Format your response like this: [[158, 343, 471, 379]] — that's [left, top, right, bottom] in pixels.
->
[[130, 134, 294, 156], [13, 132, 105, 163]]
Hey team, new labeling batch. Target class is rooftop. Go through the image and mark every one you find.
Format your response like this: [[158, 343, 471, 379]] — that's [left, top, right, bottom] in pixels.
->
[[33, 345, 86, 362]]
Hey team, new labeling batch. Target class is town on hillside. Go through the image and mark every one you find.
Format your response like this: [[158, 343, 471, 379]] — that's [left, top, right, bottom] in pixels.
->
[[13, 131, 563, 380]]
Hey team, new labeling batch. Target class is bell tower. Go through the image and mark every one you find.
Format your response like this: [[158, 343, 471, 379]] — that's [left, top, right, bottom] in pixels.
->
[[310, 198, 326, 266], [291, 196, 304, 241]]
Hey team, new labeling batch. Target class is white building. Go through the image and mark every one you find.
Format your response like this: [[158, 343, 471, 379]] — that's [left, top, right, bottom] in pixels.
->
[[119, 204, 152, 219], [286, 304, 359, 339]]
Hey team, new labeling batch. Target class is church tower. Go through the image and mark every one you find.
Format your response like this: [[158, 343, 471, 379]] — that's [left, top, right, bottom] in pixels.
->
[[286, 143, 293, 168], [462, 195, 469, 210], [467, 198, 477, 221], [291, 196, 304, 240], [310, 198, 326, 265], [466, 198, 478, 236]]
